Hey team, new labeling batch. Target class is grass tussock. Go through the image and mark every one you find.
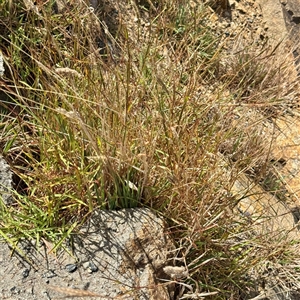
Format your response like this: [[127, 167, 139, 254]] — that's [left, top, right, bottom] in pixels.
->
[[0, 0, 299, 298]]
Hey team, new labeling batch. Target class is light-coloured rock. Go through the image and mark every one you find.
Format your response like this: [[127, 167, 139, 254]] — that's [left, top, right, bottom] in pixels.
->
[[0, 208, 175, 300], [258, 0, 288, 42], [272, 117, 300, 205], [74, 208, 174, 300], [233, 173, 298, 241], [281, 0, 300, 73], [0, 156, 13, 205]]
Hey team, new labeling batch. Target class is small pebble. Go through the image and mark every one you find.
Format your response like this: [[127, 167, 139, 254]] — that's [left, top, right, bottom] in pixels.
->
[[65, 263, 77, 273], [89, 261, 98, 273], [22, 268, 30, 278], [42, 270, 57, 279], [10, 286, 20, 294]]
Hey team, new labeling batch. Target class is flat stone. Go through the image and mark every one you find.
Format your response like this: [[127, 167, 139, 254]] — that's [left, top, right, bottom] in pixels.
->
[[258, 0, 288, 42], [0, 208, 175, 300], [233, 173, 298, 240], [72, 208, 174, 300]]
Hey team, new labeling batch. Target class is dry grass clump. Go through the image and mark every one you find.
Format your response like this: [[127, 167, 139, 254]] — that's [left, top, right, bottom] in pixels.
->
[[0, 0, 299, 298], [220, 39, 299, 118]]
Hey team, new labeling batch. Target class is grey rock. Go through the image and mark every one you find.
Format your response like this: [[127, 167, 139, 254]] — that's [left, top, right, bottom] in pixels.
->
[[0, 208, 174, 300], [71, 208, 174, 299], [65, 264, 77, 273], [22, 268, 30, 278], [0, 156, 13, 205], [88, 261, 98, 272]]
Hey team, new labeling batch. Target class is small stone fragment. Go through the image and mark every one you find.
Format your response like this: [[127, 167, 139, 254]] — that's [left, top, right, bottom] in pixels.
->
[[42, 270, 57, 279], [65, 263, 77, 273], [10, 286, 20, 294], [89, 261, 98, 273], [22, 268, 30, 278], [163, 266, 188, 279]]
